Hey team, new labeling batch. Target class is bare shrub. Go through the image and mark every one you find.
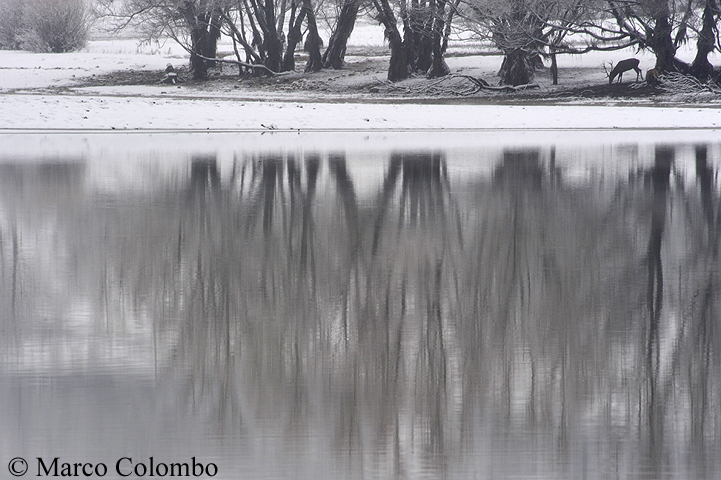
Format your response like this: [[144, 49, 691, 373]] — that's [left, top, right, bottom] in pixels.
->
[[16, 0, 90, 52], [0, 0, 24, 49]]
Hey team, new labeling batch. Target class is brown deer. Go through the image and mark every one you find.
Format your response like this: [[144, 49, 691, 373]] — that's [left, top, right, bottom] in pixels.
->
[[646, 68, 659, 87], [607, 58, 642, 84]]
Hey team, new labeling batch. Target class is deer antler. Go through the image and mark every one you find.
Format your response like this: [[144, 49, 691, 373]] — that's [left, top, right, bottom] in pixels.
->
[[602, 61, 615, 78]]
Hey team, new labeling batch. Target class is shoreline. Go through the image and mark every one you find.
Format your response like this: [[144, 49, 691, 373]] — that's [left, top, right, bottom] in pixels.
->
[[1, 92, 719, 131]]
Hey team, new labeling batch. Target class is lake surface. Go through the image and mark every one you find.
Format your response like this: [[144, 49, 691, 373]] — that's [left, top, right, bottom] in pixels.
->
[[1, 131, 720, 479]]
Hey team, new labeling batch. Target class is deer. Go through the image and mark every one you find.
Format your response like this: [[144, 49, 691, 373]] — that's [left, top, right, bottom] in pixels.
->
[[606, 58, 642, 84]]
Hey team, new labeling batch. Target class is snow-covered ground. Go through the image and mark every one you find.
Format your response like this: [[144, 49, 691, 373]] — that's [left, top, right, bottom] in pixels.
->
[[0, 34, 719, 133]]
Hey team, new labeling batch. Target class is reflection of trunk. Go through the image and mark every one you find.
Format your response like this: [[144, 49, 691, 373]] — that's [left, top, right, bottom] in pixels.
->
[[329, 155, 360, 346], [299, 156, 320, 273], [373, 152, 452, 251], [647, 147, 670, 325], [322, 0, 359, 69], [425, 258, 448, 451], [494, 149, 543, 190], [11, 222, 19, 318], [692, 145, 716, 442], [372, 156, 403, 255], [399, 153, 444, 227], [261, 160, 280, 235], [490, 149, 543, 338], [189, 155, 221, 201], [696, 145, 715, 242], [329, 155, 360, 254], [645, 146, 671, 450]]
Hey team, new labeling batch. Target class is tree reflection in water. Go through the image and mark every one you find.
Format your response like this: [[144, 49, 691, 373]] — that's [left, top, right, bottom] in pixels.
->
[[1, 144, 720, 479]]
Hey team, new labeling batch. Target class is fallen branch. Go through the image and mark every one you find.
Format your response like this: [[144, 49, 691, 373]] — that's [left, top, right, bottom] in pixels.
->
[[372, 74, 540, 96], [196, 54, 288, 76], [657, 72, 721, 97], [478, 81, 540, 92], [432, 75, 540, 95]]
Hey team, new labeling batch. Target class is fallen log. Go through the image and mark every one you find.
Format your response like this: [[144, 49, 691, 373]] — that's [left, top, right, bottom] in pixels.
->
[[454, 75, 539, 93]]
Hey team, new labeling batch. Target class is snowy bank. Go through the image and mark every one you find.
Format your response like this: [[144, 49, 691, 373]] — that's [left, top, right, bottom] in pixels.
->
[[0, 41, 720, 134]]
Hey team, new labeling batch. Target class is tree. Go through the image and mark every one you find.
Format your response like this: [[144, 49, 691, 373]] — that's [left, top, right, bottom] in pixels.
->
[[689, 0, 720, 79], [580, 0, 720, 76], [97, 0, 228, 79], [179, 1, 224, 79], [99, 0, 326, 77], [461, 0, 597, 86], [372, 0, 457, 81]]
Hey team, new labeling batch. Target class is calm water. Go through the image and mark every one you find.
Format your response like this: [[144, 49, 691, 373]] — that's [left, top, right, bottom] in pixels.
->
[[1, 132, 720, 479]]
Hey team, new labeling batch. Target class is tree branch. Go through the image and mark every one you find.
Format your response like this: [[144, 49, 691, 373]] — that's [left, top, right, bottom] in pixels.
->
[[196, 53, 287, 75]]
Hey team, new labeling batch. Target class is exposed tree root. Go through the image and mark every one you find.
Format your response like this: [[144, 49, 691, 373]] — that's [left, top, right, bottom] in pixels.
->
[[378, 74, 540, 96]]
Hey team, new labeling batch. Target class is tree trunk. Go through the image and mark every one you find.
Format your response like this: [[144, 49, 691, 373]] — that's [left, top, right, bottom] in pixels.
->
[[204, 10, 223, 68], [282, 2, 305, 71], [550, 49, 558, 85], [651, 12, 676, 72], [689, 0, 718, 79], [499, 49, 534, 86], [263, 0, 283, 72], [440, 0, 460, 54], [322, 0, 359, 69], [179, 1, 211, 81], [276, 0, 288, 37], [373, 0, 409, 81], [386, 30, 409, 81], [263, 35, 283, 72], [190, 21, 209, 80], [409, 0, 432, 72], [302, 0, 323, 72], [426, 0, 449, 78]]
